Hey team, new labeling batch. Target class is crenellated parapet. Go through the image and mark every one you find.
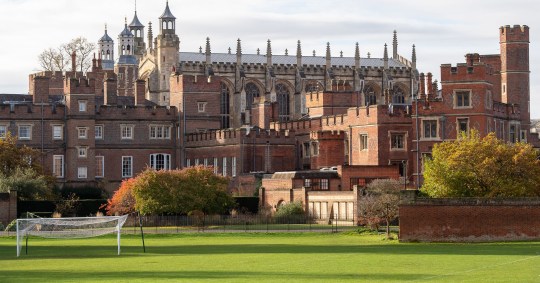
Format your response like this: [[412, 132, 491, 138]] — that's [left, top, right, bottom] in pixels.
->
[[185, 127, 295, 147], [95, 104, 177, 120]]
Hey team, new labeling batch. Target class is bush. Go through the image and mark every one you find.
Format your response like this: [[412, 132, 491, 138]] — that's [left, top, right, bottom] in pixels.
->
[[274, 201, 305, 219]]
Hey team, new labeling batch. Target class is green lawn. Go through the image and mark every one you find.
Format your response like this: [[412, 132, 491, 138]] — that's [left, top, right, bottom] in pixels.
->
[[0, 233, 539, 282]]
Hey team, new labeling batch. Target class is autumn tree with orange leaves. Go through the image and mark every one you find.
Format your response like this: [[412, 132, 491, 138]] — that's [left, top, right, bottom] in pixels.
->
[[104, 178, 136, 215]]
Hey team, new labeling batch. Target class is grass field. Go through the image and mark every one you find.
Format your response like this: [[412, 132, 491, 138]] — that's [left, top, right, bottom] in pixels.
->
[[0, 232, 539, 282]]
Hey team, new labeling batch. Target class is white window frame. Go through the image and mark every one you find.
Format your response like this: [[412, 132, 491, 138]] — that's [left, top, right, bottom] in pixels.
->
[[204, 158, 208, 167], [149, 125, 171, 139], [77, 167, 87, 179], [320, 179, 329, 190], [186, 158, 191, 167], [195, 158, 200, 166], [121, 124, 134, 140], [232, 157, 236, 177], [149, 153, 171, 170], [213, 157, 218, 174], [78, 100, 87, 112], [389, 132, 406, 150], [0, 124, 8, 139], [77, 127, 88, 139], [53, 155, 64, 178], [52, 124, 63, 140], [222, 157, 227, 176], [77, 146, 88, 158], [422, 119, 439, 140], [457, 117, 470, 135], [453, 90, 472, 109], [96, 156, 104, 178], [95, 125, 103, 139], [359, 134, 368, 150], [122, 156, 133, 178], [18, 124, 32, 140]]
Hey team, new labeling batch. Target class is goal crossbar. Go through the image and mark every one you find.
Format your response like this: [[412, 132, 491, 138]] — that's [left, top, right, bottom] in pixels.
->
[[16, 215, 128, 257]]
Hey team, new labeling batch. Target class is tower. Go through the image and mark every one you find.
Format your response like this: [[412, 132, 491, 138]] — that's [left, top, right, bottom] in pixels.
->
[[98, 25, 114, 70], [500, 25, 530, 138], [129, 7, 145, 58], [156, 0, 180, 106], [115, 18, 138, 97]]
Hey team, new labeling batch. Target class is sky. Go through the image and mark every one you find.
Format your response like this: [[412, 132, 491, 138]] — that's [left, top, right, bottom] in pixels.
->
[[0, 0, 539, 116]]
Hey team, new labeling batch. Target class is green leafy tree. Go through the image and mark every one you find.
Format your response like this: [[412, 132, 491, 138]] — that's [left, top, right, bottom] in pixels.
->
[[0, 167, 53, 200], [132, 166, 235, 215], [422, 130, 540, 197], [358, 179, 400, 238]]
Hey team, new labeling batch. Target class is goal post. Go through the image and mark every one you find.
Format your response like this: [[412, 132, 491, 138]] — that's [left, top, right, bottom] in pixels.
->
[[16, 215, 129, 257]]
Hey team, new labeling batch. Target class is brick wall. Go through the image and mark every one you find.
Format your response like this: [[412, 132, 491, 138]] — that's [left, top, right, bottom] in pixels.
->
[[399, 193, 540, 242], [0, 191, 17, 226]]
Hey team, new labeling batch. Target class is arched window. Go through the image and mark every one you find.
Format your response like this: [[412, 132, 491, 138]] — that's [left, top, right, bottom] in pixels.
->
[[150, 153, 171, 170], [245, 82, 260, 111], [276, 83, 290, 122], [220, 82, 230, 128], [364, 85, 377, 106], [393, 86, 405, 104]]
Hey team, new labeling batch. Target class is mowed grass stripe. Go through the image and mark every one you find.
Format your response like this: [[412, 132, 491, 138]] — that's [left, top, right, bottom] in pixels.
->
[[0, 233, 538, 282]]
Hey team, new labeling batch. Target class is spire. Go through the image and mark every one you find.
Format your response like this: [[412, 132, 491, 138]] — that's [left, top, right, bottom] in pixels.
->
[[160, 0, 176, 19], [296, 40, 302, 66], [354, 42, 360, 69], [340, 51, 343, 58], [285, 49, 288, 56], [120, 17, 133, 37], [147, 22, 153, 50], [129, 2, 144, 29], [326, 42, 331, 67], [228, 47, 231, 54], [383, 43, 388, 69], [236, 38, 242, 65], [313, 50, 316, 57], [412, 44, 416, 69], [205, 37, 211, 64], [99, 24, 113, 42], [266, 39, 272, 65], [392, 30, 398, 59]]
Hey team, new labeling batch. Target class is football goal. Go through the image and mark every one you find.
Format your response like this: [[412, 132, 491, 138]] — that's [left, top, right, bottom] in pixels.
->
[[16, 215, 129, 257]]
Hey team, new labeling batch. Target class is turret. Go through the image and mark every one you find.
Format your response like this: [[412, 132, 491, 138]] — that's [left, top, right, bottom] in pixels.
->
[[118, 18, 134, 56], [98, 24, 114, 70], [392, 30, 398, 59], [159, 0, 176, 35], [296, 40, 302, 66], [129, 6, 145, 57]]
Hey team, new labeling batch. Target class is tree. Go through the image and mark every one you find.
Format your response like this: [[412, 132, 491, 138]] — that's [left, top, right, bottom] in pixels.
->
[[37, 37, 95, 73], [422, 130, 540, 198], [0, 133, 43, 176], [104, 178, 137, 216], [37, 47, 66, 72], [358, 179, 400, 239], [0, 167, 54, 200], [61, 37, 96, 72], [131, 166, 235, 215]]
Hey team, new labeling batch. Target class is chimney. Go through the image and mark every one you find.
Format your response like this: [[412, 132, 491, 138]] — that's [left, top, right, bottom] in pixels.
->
[[103, 76, 118, 105], [71, 51, 77, 72], [135, 79, 146, 106], [30, 75, 50, 104], [419, 73, 425, 97], [426, 72, 433, 98]]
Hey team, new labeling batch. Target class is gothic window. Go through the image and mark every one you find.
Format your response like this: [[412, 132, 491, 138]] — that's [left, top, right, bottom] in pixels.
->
[[245, 82, 260, 111], [364, 85, 377, 106], [276, 83, 290, 122], [220, 82, 230, 128], [392, 86, 405, 104]]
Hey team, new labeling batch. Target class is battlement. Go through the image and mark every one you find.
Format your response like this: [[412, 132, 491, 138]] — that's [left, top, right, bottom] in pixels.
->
[[500, 25, 529, 42], [440, 61, 490, 81], [64, 77, 96, 95], [95, 104, 176, 120], [0, 103, 65, 118], [185, 127, 295, 146]]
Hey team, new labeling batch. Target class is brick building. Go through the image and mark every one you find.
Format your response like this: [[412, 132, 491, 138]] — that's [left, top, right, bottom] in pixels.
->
[[0, 1, 535, 221]]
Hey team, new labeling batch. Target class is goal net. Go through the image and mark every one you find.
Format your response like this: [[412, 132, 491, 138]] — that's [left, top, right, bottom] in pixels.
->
[[16, 215, 129, 257]]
